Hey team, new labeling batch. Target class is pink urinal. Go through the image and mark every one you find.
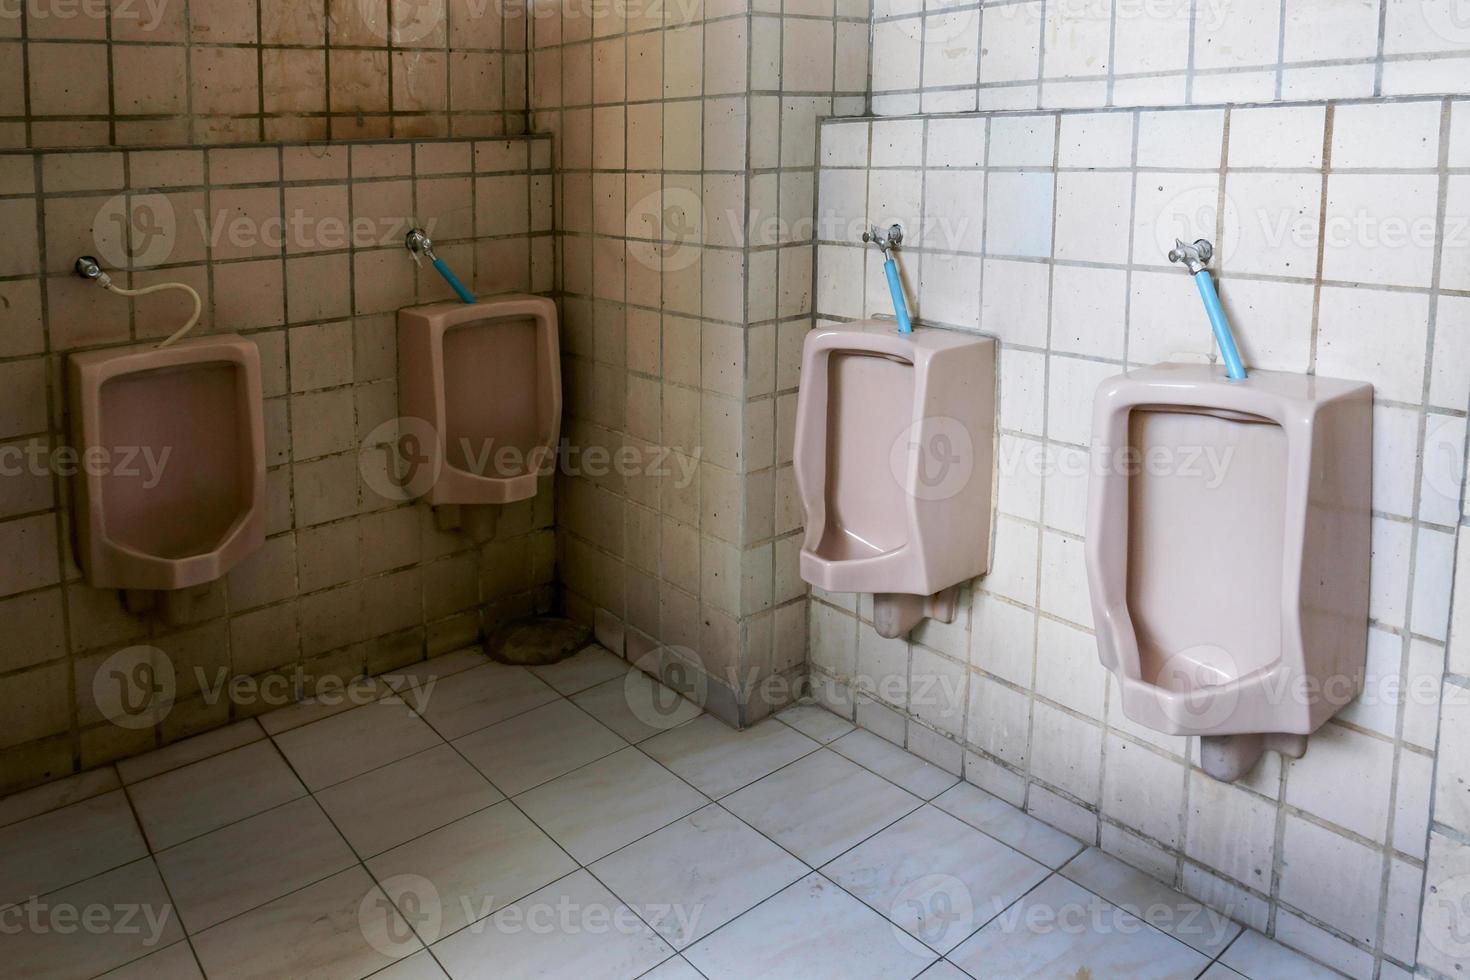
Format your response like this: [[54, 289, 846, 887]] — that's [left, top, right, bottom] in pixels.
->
[[397, 296, 561, 540], [68, 335, 267, 623], [793, 321, 996, 638]]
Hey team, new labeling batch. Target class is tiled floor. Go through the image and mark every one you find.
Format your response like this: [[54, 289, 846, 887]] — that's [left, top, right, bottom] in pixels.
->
[[0, 645, 1350, 980]]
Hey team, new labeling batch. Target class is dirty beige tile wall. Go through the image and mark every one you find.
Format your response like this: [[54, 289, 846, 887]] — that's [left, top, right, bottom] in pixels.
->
[[0, 135, 555, 794], [808, 100, 1470, 980], [0, 0, 528, 148], [528, 0, 868, 724]]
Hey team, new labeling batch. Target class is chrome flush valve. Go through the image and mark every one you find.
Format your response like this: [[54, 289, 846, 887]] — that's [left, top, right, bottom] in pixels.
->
[[1168, 238, 1214, 275], [405, 228, 435, 266], [862, 224, 904, 256]]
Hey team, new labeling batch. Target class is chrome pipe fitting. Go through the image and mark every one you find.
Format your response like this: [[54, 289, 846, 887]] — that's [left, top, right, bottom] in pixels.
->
[[1168, 238, 1214, 275], [405, 228, 436, 263], [862, 224, 904, 256]]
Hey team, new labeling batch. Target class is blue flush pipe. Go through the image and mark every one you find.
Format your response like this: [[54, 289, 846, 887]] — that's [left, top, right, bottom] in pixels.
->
[[432, 256, 476, 304], [406, 228, 477, 304], [864, 224, 913, 334], [1169, 238, 1246, 380]]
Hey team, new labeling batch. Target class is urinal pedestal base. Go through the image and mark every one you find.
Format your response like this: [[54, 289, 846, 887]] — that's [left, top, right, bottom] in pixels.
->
[[873, 586, 961, 639], [122, 585, 209, 626], [434, 505, 462, 531], [1200, 732, 1307, 782], [433, 504, 498, 542]]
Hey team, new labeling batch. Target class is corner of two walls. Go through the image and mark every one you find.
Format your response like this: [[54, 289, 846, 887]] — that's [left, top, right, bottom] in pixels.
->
[[803, 2, 1470, 976], [532, 0, 870, 725], [0, 0, 556, 794]]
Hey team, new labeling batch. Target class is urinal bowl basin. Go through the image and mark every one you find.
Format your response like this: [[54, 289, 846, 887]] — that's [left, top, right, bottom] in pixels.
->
[[1086, 363, 1373, 738], [794, 321, 995, 598], [68, 335, 267, 592], [398, 296, 561, 506]]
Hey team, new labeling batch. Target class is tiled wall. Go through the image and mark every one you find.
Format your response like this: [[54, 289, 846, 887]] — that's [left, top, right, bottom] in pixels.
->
[[527, 0, 869, 723], [867, 0, 1470, 114], [809, 98, 1470, 978], [0, 0, 528, 148], [0, 135, 556, 794]]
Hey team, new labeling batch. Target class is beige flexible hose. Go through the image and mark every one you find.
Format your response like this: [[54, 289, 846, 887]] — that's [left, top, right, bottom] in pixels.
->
[[94, 275, 203, 348]]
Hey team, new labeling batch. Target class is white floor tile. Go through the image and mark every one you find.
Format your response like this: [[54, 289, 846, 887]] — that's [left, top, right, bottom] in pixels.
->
[[571, 672, 703, 743], [590, 804, 809, 948], [382, 647, 491, 691], [368, 949, 451, 979], [96, 941, 202, 979], [272, 697, 443, 790], [830, 730, 961, 799], [127, 740, 305, 851], [722, 749, 922, 866], [776, 701, 856, 744], [415, 663, 560, 740], [823, 805, 1049, 954], [0, 790, 147, 905], [452, 699, 627, 796], [430, 869, 673, 980], [514, 748, 708, 864], [1061, 847, 1242, 957], [685, 873, 937, 980], [530, 645, 631, 694], [117, 720, 265, 785], [917, 962, 970, 979], [366, 801, 578, 940], [949, 875, 1211, 980], [155, 796, 356, 933], [191, 866, 419, 980], [257, 678, 398, 736], [1200, 964, 1249, 979], [636, 957, 705, 980], [314, 743, 503, 857], [640, 715, 820, 798], [1219, 929, 1347, 980], [380, 648, 493, 710], [0, 767, 121, 829], [932, 782, 1084, 868], [4, 858, 184, 979]]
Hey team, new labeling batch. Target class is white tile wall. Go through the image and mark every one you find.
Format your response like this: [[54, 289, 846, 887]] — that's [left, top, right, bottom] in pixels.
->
[[532, 0, 871, 723], [809, 96, 1470, 979], [868, 0, 1470, 114]]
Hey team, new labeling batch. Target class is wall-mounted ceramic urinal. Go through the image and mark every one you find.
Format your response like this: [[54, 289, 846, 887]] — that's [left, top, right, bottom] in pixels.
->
[[1086, 363, 1373, 781], [68, 335, 267, 623], [398, 296, 561, 540], [794, 322, 995, 638]]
